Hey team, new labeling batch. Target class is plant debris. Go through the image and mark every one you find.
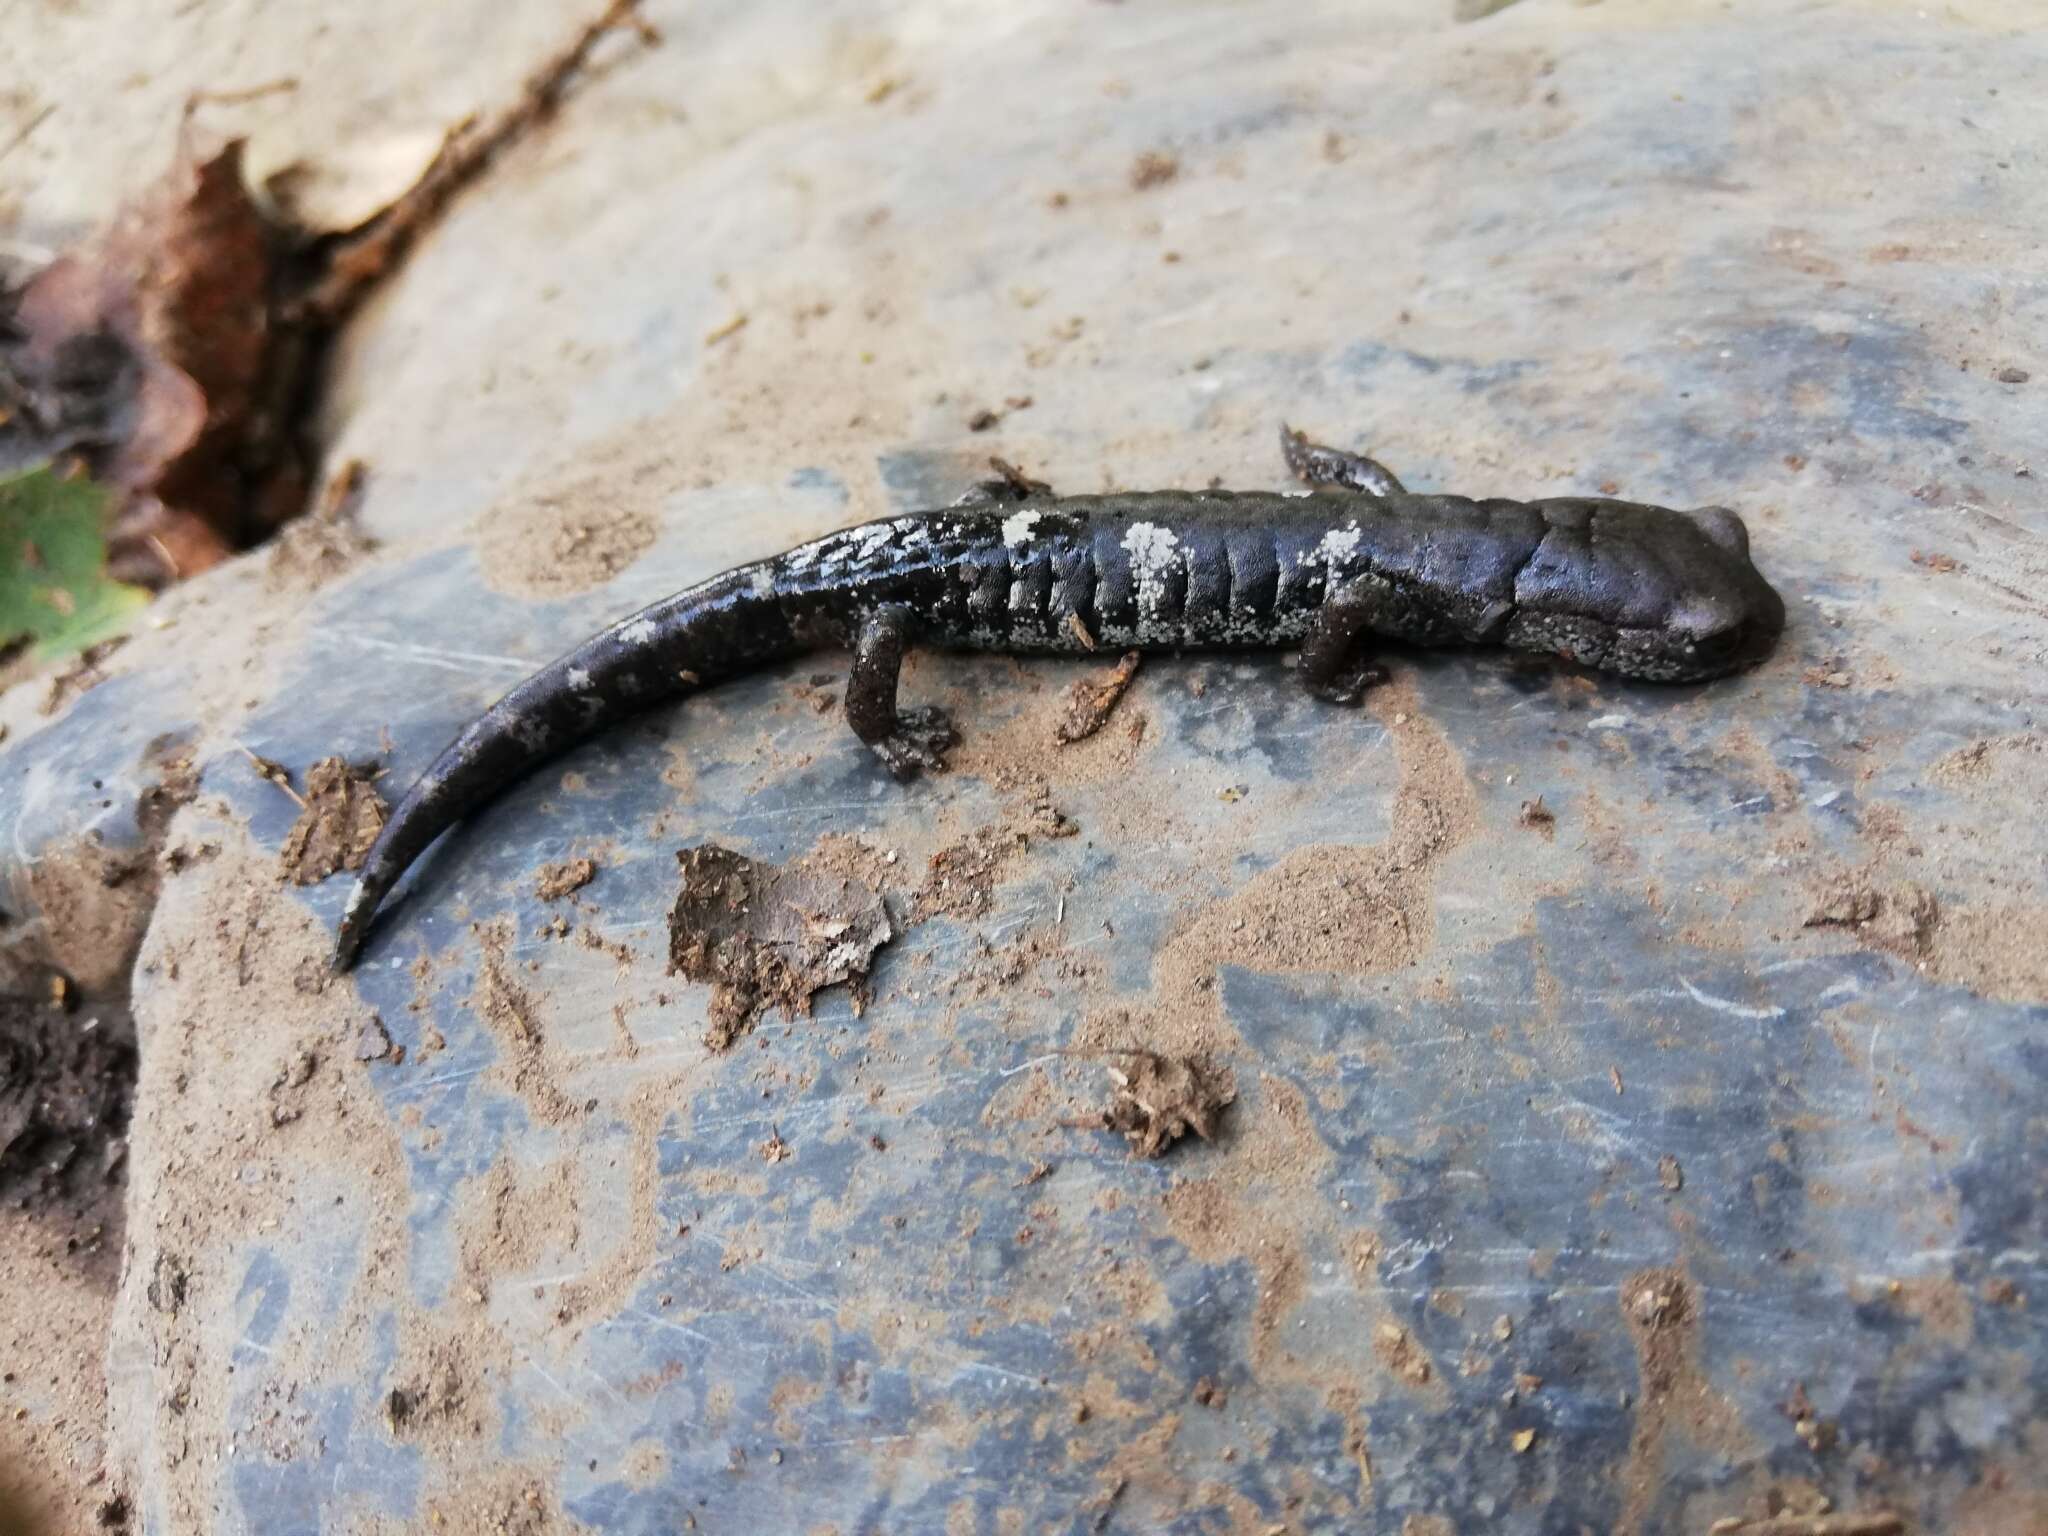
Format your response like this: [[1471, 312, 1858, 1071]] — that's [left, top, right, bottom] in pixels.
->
[[1706, 1514, 1903, 1536], [1082, 1049, 1234, 1158], [0, 0, 659, 593], [278, 757, 389, 884], [667, 844, 893, 1052], [244, 747, 304, 805], [534, 857, 598, 901], [966, 395, 1033, 432], [703, 312, 748, 346], [1518, 795, 1556, 835], [0, 470, 149, 661], [288, 0, 663, 326], [1055, 650, 1142, 744]]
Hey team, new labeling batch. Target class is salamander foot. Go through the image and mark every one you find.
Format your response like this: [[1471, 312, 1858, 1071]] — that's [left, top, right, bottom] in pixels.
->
[[1303, 661, 1390, 706], [866, 705, 958, 779]]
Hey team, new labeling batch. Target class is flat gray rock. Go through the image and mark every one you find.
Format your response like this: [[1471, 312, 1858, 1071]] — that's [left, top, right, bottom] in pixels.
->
[[1, 2, 2043, 1532]]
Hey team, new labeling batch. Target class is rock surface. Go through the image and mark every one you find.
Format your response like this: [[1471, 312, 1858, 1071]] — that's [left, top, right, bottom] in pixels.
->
[[2, 1, 2044, 1532]]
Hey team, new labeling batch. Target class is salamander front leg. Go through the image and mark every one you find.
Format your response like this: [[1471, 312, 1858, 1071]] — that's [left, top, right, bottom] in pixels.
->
[[1300, 583, 1390, 705], [1279, 424, 1407, 498], [847, 606, 958, 779]]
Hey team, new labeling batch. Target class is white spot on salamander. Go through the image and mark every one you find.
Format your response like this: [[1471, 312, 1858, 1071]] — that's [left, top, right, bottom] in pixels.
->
[[1316, 521, 1362, 568], [616, 617, 658, 646], [1002, 509, 1040, 549], [749, 566, 777, 597], [566, 667, 593, 691], [1122, 521, 1181, 642]]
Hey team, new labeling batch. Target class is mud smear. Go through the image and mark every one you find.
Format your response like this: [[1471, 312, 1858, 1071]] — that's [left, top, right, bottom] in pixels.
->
[[1615, 1266, 1752, 1536], [470, 924, 580, 1124], [1804, 863, 2048, 1005], [0, 733, 198, 1533], [0, 988, 135, 1207], [278, 756, 387, 884], [914, 789, 1075, 922], [668, 844, 893, 1052], [1802, 876, 1936, 961], [2, 731, 195, 1212], [1160, 689, 1479, 979], [533, 857, 597, 902]]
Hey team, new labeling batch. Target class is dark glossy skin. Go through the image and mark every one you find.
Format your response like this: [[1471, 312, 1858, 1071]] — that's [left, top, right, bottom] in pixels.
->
[[332, 428, 1784, 968]]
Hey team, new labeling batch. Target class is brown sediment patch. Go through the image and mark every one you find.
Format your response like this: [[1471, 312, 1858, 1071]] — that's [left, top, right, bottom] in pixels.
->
[[468, 460, 655, 598], [1615, 1265, 1754, 1536], [1372, 1321, 1435, 1386], [470, 921, 581, 1123], [1160, 686, 1480, 979], [1803, 867, 2048, 1004], [475, 459, 663, 599], [1927, 731, 2044, 790], [946, 660, 1154, 794], [279, 756, 388, 884], [412, 1461, 572, 1535], [111, 826, 414, 1534], [1920, 900, 2048, 1004], [1802, 874, 1936, 962], [914, 789, 1076, 922]]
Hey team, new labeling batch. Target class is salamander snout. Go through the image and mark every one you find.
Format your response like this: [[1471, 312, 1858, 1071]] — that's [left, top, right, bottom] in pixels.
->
[[1667, 551, 1786, 677]]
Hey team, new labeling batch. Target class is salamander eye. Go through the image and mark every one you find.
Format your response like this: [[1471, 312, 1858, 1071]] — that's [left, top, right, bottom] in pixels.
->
[[1684, 507, 1751, 557]]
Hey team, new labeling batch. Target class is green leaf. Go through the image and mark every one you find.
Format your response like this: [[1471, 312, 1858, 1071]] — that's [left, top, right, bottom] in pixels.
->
[[0, 468, 151, 659]]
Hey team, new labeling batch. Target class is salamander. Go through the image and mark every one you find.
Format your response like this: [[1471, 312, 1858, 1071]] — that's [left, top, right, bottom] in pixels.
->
[[332, 426, 1785, 968]]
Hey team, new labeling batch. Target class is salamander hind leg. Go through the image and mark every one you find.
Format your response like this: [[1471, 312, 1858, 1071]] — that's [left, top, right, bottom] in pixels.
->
[[1279, 423, 1407, 498], [1300, 582, 1391, 705], [951, 456, 1055, 507], [847, 606, 958, 779]]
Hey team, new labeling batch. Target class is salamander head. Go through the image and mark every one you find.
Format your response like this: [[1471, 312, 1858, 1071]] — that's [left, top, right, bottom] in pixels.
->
[[1507, 501, 1786, 683], [1655, 505, 1786, 679]]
